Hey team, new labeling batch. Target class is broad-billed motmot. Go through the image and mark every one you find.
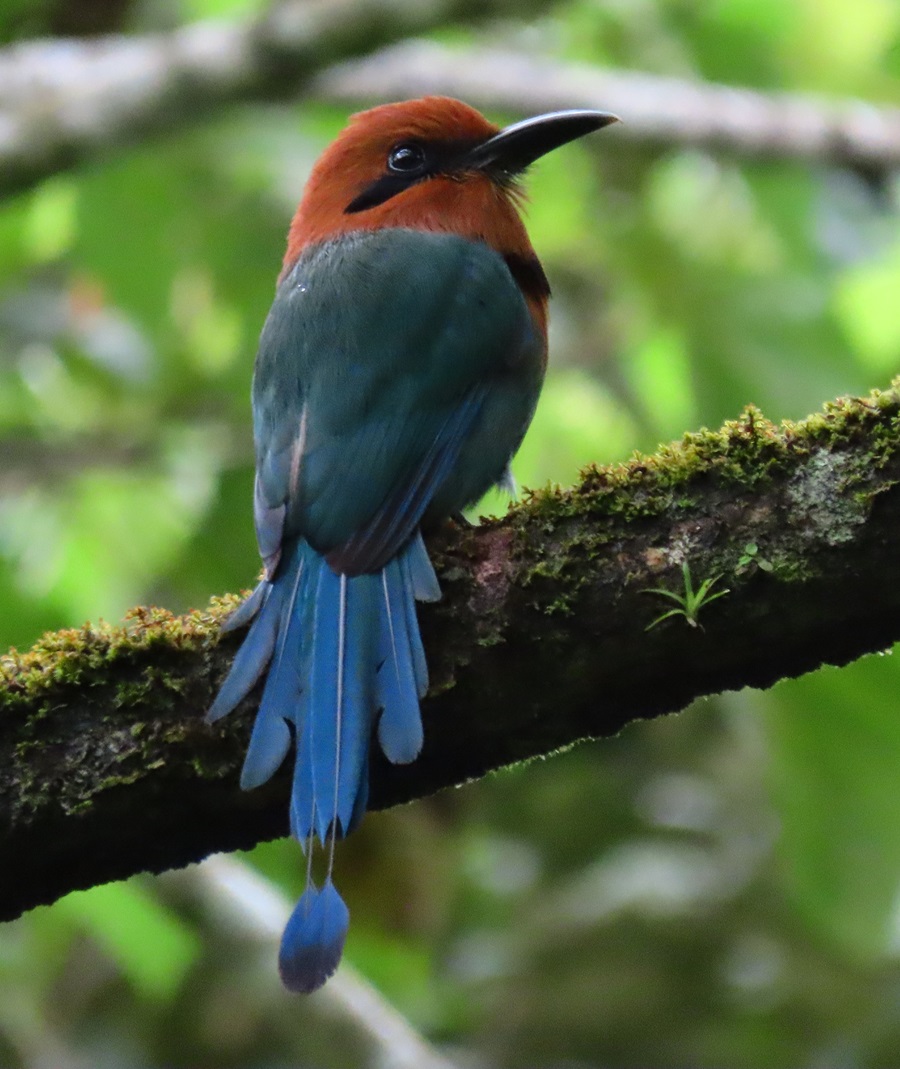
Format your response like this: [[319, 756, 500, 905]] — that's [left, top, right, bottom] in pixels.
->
[[208, 97, 617, 992]]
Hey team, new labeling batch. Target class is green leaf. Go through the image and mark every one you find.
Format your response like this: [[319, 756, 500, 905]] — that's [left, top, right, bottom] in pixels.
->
[[345, 927, 436, 1020], [626, 327, 696, 440], [24, 178, 78, 263], [54, 880, 200, 999], [181, 0, 263, 19], [834, 235, 900, 376], [762, 655, 900, 959]]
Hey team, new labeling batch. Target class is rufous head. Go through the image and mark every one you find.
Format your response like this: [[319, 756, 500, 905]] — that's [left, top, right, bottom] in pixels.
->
[[283, 96, 617, 271]]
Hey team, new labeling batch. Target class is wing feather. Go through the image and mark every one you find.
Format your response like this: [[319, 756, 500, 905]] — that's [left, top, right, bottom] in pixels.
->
[[251, 228, 540, 574]]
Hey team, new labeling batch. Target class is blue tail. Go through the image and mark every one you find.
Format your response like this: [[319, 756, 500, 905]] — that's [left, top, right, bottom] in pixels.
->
[[208, 532, 439, 992], [278, 878, 350, 994]]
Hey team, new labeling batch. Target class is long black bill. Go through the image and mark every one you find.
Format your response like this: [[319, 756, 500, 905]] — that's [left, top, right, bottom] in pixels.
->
[[464, 109, 619, 176]]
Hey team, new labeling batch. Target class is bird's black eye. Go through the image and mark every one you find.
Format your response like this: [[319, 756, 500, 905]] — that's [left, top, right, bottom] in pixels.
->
[[387, 142, 427, 174]]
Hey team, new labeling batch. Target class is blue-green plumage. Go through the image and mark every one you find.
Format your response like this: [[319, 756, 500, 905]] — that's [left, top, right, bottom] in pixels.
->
[[208, 228, 544, 993], [253, 229, 542, 563]]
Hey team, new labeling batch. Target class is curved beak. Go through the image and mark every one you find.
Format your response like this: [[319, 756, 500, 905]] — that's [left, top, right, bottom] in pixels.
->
[[465, 109, 619, 175]]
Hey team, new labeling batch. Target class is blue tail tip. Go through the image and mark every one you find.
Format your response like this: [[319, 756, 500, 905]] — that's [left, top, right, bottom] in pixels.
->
[[278, 880, 350, 994]]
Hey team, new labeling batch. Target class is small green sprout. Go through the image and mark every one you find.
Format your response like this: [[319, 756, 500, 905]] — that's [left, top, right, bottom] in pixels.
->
[[644, 561, 730, 631], [737, 542, 758, 568], [736, 542, 774, 574]]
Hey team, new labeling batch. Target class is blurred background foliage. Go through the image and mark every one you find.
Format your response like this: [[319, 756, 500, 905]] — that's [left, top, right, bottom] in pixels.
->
[[2, 0, 900, 1065]]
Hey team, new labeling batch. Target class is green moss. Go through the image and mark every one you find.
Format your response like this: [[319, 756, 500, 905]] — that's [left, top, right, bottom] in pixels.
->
[[90, 770, 144, 795], [496, 383, 900, 629], [0, 600, 230, 711], [3, 383, 899, 715], [512, 384, 900, 531]]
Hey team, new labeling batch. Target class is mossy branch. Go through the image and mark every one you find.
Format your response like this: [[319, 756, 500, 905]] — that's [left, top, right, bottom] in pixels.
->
[[3, 382, 900, 922]]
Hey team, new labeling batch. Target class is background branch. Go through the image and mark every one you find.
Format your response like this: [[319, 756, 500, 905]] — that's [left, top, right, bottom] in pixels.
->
[[318, 41, 900, 170], [2, 383, 899, 923], [3, 9, 900, 201], [0, 0, 539, 200], [189, 855, 461, 1069]]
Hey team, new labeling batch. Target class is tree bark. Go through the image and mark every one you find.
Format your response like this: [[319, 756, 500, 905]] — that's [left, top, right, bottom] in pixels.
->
[[2, 383, 900, 922]]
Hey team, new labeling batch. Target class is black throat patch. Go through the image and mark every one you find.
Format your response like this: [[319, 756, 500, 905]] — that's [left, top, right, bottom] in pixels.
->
[[504, 252, 551, 302]]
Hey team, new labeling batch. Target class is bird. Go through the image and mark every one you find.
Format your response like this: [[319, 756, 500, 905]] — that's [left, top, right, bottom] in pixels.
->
[[207, 96, 617, 993]]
